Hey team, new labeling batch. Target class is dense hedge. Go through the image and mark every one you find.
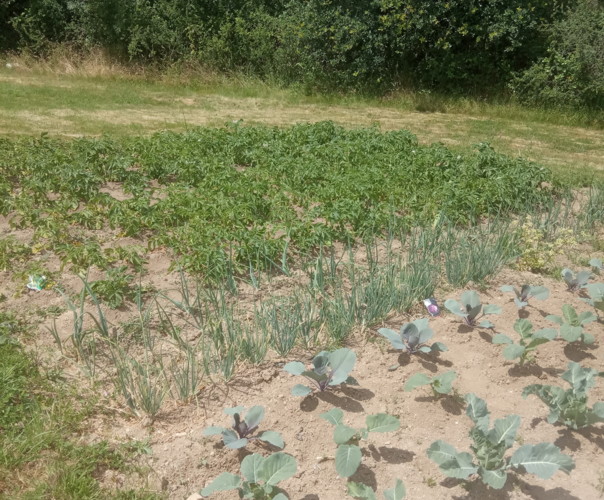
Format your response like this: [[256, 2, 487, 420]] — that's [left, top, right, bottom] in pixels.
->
[[1, 0, 602, 106]]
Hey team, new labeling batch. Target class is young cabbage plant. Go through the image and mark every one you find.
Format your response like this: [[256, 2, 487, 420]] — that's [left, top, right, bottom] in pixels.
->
[[203, 405, 284, 449], [404, 371, 457, 397], [200, 452, 296, 499], [283, 348, 358, 397], [444, 291, 501, 328], [378, 318, 447, 355], [492, 319, 557, 366], [523, 362, 604, 430], [589, 258, 603, 275], [499, 284, 549, 309], [320, 408, 400, 478], [347, 479, 406, 500], [546, 304, 597, 344], [584, 283, 604, 317], [427, 394, 574, 490], [561, 268, 591, 292]]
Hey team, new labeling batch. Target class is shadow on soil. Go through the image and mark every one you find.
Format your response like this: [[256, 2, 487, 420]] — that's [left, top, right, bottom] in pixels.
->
[[416, 393, 465, 415], [555, 426, 604, 451], [367, 443, 415, 464], [299, 386, 375, 413]]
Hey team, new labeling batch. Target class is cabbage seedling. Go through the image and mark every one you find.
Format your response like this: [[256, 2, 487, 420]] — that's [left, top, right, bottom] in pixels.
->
[[561, 268, 591, 291], [523, 362, 604, 429], [320, 408, 400, 478], [200, 452, 296, 499], [378, 318, 447, 355], [203, 405, 284, 449], [499, 284, 549, 309], [404, 371, 457, 397], [444, 291, 501, 328], [584, 283, 604, 317], [347, 479, 406, 500], [492, 319, 557, 366], [427, 393, 574, 489], [546, 304, 597, 344], [589, 258, 603, 275], [283, 348, 358, 397]]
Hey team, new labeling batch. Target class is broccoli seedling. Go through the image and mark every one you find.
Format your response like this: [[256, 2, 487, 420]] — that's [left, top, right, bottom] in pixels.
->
[[546, 304, 597, 344], [427, 394, 574, 489], [523, 362, 604, 429], [404, 371, 457, 397], [320, 408, 400, 478], [203, 405, 284, 449], [283, 348, 358, 397], [444, 291, 501, 328], [492, 319, 557, 366], [200, 452, 296, 499], [378, 318, 447, 355], [499, 284, 549, 309]]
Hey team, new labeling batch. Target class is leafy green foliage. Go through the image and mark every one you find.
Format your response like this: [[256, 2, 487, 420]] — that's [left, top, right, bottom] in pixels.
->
[[378, 318, 447, 355], [320, 409, 400, 478], [200, 452, 296, 499], [523, 362, 604, 429], [347, 478, 406, 500], [89, 265, 134, 308], [404, 371, 457, 396], [500, 284, 549, 309], [427, 394, 575, 489], [492, 319, 557, 366], [203, 405, 284, 450], [283, 348, 357, 397], [546, 304, 597, 344], [444, 291, 501, 329], [584, 283, 604, 316]]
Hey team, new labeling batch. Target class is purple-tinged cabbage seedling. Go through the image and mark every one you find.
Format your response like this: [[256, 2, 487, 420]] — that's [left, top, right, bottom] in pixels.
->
[[590, 258, 603, 275], [203, 405, 284, 449], [320, 408, 400, 478], [427, 393, 574, 490], [404, 370, 457, 397], [499, 284, 549, 309], [523, 362, 604, 429], [378, 318, 447, 355], [347, 478, 406, 500], [546, 304, 597, 344], [283, 348, 358, 397], [492, 319, 557, 366], [561, 268, 591, 292], [200, 451, 296, 499], [444, 291, 501, 328]]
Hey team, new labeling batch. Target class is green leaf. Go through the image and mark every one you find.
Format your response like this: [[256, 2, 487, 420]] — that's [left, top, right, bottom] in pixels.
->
[[444, 299, 466, 317], [224, 405, 246, 416], [503, 343, 526, 361], [334, 424, 358, 445], [347, 481, 376, 500], [378, 328, 405, 350], [426, 440, 460, 466], [577, 310, 597, 325], [225, 437, 248, 449], [461, 291, 481, 309], [335, 444, 362, 477], [366, 413, 400, 433], [431, 341, 448, 352], [256, 431, 284, 449], [383, 479, 406, 500], [319, 408, 344, 426], [562, 304, 579, 326], [489, 415, 520, 447], [433, 371, 457, 394], [245, 405, 264, 430], [427, 441, 477, 479], [592, 402, 604, 419], [328, 348, 357, 385], [533, 328, 557, 341], [546, 314, 563, 325], [530, 286, 549, 300], [560, 324, 583, 342], [404, 373, 432, 392], [465, 393, 489, 431], [240, 453, 265, 483], [283, 361, 305, 376], [291, 384, 312, 397], [483, 304, 502, 315], [479, 467, 507, 489], [514, 319, 532, 338], [200, 472, 242, 496], [418, 346, 432, 353], [258, 452, 297, 485], [492, 333, 513, 345], [510, 443, 575, 478], [203, 426, 226, 436]]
